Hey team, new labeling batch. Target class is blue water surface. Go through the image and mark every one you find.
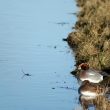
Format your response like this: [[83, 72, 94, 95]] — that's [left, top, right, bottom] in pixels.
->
[[0, 0, 80, 110]]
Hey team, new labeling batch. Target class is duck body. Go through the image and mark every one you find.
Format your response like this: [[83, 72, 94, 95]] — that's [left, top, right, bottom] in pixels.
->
[[77, 63, 104, 83], [79, 68, 103, 83]]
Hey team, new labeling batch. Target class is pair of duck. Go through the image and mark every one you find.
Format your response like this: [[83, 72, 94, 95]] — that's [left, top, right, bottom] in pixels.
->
[[77, 63, 110, 97]]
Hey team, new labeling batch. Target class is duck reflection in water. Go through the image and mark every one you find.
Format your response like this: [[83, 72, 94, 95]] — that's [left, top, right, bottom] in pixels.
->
[[78, 80, 110, 110], [79, 80, 108, 97], [79, 95, 110, 110]]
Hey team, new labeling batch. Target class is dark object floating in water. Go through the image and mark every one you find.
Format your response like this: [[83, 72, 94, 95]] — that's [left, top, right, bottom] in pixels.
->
[[67, 12, 77, 15], [62, 38, 67, 41], [56, 81, 59, 83], [54, 46, 57, 49], [55, 22, 69, 26], [60, 86, 69, 89], [59, 86, 77, 90], [21, 69, 31, 79], [52, 87, 55, 89]]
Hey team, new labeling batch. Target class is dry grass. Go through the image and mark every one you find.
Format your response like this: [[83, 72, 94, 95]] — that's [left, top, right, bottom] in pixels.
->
[[68, 0, 110, 109], [67, 0, 110, 72]]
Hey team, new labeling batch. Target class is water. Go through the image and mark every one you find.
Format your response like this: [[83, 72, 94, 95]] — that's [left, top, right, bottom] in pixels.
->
[[0, 0, 80, 110]]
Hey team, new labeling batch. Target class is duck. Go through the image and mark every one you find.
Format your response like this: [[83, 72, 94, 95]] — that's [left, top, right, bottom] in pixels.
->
[[78, 80, 108, 97], [77, 63, 107, 83]]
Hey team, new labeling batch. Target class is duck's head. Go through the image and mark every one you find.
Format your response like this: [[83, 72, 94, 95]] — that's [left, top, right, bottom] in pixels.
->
[[78, 63, 89, 70]]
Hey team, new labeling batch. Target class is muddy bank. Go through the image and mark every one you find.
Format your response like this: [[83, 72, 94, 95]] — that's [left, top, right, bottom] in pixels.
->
[[67, 0, 110, 72]]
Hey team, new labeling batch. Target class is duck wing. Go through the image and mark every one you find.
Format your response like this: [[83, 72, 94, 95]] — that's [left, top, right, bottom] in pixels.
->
[[86, 69, 101, 76], [87, 69, 109, 76]]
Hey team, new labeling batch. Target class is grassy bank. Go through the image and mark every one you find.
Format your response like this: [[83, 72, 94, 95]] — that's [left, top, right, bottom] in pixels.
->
[[67, 0, 110, 72]]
